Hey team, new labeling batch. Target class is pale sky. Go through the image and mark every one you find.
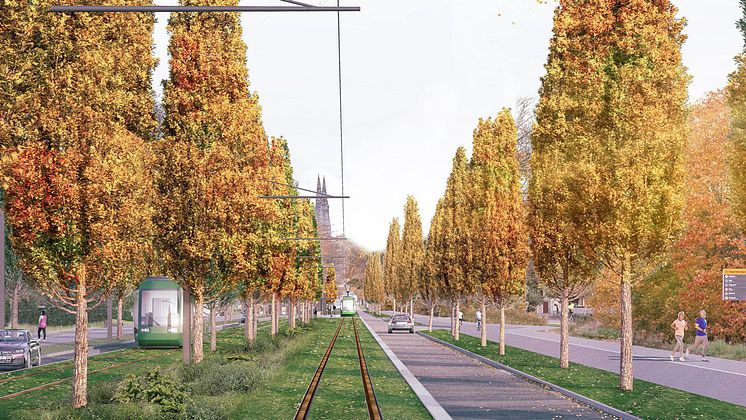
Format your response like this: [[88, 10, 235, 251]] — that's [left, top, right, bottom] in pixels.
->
[[150, 0, 744, 251]]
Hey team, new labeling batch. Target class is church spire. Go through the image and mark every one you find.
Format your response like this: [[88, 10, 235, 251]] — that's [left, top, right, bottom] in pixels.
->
[[317, 175, 322, 194], [322, 177, 327, 194]]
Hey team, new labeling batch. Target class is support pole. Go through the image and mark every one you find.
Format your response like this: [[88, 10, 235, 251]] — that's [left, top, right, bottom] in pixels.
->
[[106, 296, 113, 341], [182, 289, 192, 365]]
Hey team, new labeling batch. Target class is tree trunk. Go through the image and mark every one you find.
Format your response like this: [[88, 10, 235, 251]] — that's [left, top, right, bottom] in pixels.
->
[[183, 289, 192, 365], [480, 301, 487, 347], [499, 305, 506, 356], [392, 298, 396, 315], [192, 288, 204, 364], [560, 288, 570, 368], [455, 300, 460, 341], [620, 254, 634, 391], [450, 300, 455, 337], [225, 304, 231, 326], [410, 297, 414, 319], [10, 285, 19, 329], [271, 292, 277, 336], [252, 299, 257, 340], [289, 299, 296, 329], [209, 306, 217, 352], [116, 296, 123, 340], [428, 305, 434, 332], [72, 265, 89, 408]]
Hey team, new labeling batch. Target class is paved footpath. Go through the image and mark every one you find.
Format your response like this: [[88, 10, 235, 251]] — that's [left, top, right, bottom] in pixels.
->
[[360, 312, 609, 419], [407, 312, 746, 408]]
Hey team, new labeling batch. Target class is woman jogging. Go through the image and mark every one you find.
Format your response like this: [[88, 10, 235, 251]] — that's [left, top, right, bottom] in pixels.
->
[[687, 309, 709, 361], [37, 310, 47, 341], [670, 311, 687, 361]]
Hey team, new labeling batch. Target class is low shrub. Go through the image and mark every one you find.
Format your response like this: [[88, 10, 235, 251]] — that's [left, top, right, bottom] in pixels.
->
[[189, 361, 267, 396], [115, 366, 188, 415]]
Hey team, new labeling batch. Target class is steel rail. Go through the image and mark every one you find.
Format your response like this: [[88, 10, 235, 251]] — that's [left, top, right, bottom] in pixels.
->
[[0, 351, 172, 401], [353, 318, 383, 420], [294, 318, 345, 420]]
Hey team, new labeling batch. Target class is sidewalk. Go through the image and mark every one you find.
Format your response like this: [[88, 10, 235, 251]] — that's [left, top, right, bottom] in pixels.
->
[[359, 312, 608, 419], [406, 312, 746, 407]]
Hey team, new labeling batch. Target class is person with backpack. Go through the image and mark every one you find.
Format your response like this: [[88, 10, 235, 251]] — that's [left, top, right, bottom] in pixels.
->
[[37, 310, 47, 341]]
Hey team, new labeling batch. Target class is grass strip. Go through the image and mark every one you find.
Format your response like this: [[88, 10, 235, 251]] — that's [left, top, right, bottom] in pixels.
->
[[309, 319, 369, 418], [425, 330, 746, 419]]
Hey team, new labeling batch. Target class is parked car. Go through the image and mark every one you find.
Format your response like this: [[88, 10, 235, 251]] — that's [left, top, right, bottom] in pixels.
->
[[0, 330, 41, 370], [388, 314, 414, 334]]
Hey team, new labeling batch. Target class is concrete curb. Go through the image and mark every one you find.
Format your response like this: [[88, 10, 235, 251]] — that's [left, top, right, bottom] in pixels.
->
[[358, 315, 452, 420], [418, 332, 641, 420]]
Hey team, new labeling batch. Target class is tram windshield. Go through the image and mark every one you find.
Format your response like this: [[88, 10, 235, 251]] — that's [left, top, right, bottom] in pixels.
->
[[140, 289, 179, 331], [342, 298, 354, 310]]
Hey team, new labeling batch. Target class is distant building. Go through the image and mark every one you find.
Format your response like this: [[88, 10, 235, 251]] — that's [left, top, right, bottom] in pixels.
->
[[315, 175, 346, 293]]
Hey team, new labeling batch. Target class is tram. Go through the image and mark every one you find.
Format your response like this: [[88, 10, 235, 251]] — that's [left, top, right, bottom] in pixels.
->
[[133, 276, 183, 348], [341, 293, 357, 317]]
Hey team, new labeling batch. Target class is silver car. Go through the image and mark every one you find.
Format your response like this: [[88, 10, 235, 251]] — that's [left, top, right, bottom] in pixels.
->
[[0, 330, 41, 370], [388, 314, 415, 334]]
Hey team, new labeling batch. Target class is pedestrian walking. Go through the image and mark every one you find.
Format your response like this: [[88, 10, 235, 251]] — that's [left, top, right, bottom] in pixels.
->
[[37, 310, 47, 341], [476, 309, 482, 330], [670, 311, 687, 361], [458, 310, 464, 328], [687, 310, 709, 361], [568, 302, 575, 321]]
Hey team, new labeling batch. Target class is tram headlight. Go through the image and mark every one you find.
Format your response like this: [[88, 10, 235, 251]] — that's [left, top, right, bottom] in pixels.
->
[[168, 328, 178, 333], [11, 349, 25, 355], [140, 328, 150, 333]]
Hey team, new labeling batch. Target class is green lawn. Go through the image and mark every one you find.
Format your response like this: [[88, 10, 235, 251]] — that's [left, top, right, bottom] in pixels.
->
[[0, 319, 430, 419], [425, 330, 746, 419], [309, 320, 368, 418]]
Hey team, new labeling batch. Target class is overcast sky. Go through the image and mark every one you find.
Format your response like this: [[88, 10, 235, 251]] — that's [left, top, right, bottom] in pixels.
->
[[150, 0, 744, 251]]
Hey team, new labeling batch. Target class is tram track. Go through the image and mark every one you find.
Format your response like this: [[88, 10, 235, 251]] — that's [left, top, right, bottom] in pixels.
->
[[294, 317, 383, 420], [0, 350, 173, 401]]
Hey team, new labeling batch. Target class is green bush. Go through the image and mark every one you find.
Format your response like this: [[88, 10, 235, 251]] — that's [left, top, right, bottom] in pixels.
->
[[115, 367, 187, 415], [190, 362, 267, 396]]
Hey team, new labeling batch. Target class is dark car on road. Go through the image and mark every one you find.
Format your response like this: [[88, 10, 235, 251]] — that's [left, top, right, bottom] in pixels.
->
[[388, 314, 415, 334], [0, 330, 41, 370]]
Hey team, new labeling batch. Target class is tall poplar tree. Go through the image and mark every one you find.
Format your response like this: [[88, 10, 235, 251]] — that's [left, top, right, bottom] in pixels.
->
[[536, 0, 688, 390], [400, 196, 424, 318], [157, 0, 268, 362], [728, 0, 746, 233], [469, 110, 528, 353], [423, 199, 445, 331], [383, 218, 402, 312], [0, 0, 157, 406], [441, 147, 474, 340], [364, 252, 384, 313]]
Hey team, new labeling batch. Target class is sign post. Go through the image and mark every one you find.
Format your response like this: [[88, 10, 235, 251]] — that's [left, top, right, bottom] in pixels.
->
[[723, 269, 746, 301]]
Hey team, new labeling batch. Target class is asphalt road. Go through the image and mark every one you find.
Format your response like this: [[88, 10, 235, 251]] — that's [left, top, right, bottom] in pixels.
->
[[360, 312, 609, 419], [402, 311, 746, 408]]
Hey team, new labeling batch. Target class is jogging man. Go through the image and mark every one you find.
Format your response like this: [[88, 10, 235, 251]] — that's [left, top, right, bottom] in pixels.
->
[[476, 309, 482, 329], [687, 310, 709, 361], [670, 311, 687, 361]]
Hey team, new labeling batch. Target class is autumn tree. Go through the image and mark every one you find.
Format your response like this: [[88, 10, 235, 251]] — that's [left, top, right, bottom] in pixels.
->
[[157, 0, 269, 360], [383, 218, 402, 312], [364, 252, 385, 314], [399, 196, 424, 318], [0, 0, 157, 407], [324, 265, 338, 309], [422, 199, 445, 331], [468, 110, 528, 352], [440, 147, 474, 340], [537, 0, 689, 390]]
